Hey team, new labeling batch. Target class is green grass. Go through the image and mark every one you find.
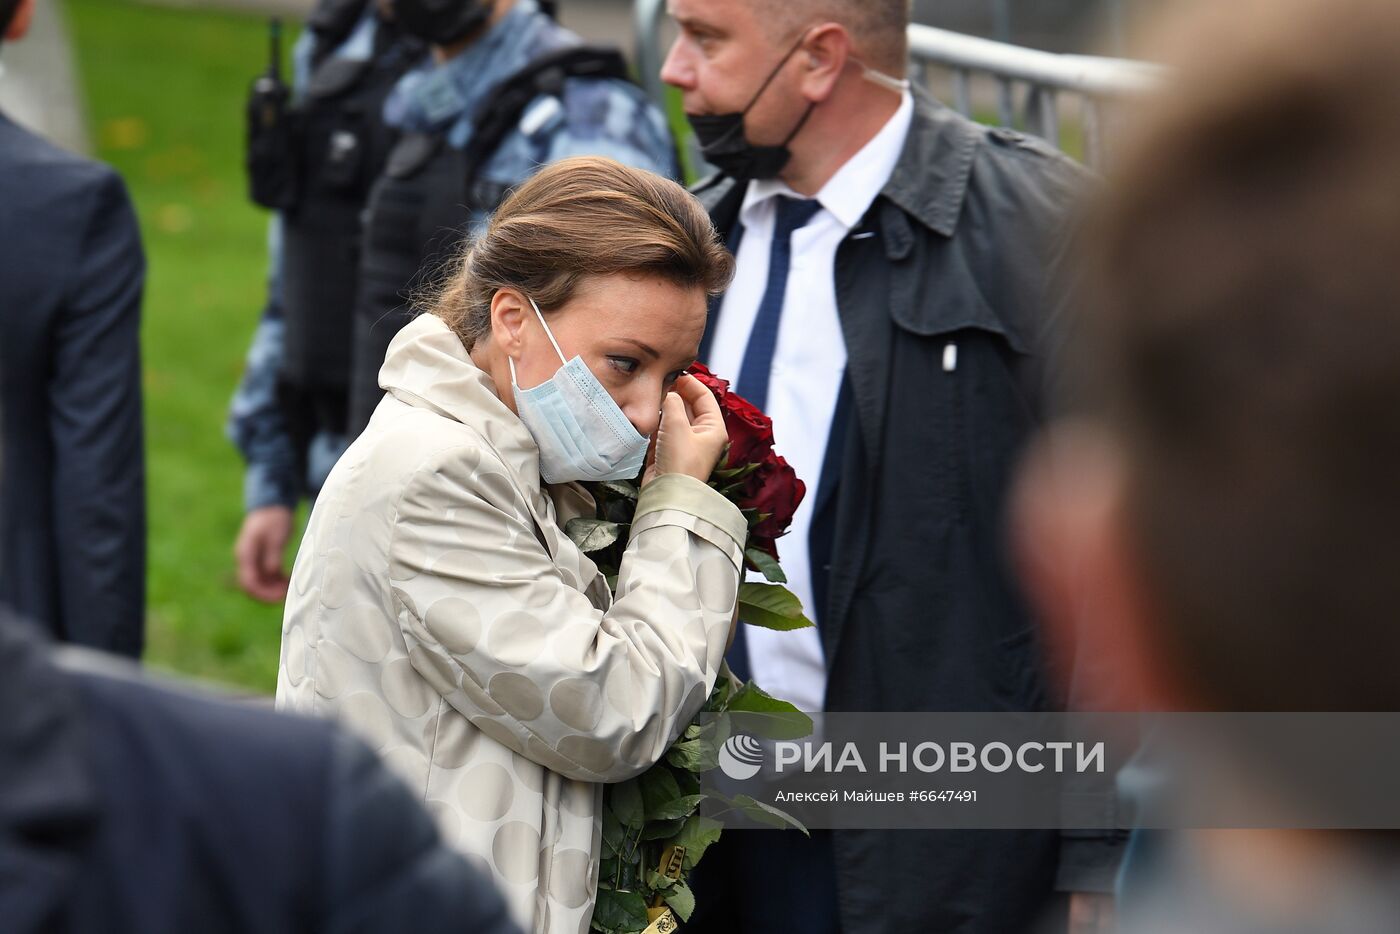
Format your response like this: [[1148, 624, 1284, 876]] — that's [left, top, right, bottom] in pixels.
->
[[67, 0, 301, 692]]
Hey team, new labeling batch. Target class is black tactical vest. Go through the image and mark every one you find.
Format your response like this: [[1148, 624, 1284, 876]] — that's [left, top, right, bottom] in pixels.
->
[[346, 45, 635, 437], [278, 13, 423, 409]]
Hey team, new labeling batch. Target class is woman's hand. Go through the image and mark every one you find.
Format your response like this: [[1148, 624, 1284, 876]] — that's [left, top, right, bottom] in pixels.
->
[[643, 374, 728, 485]]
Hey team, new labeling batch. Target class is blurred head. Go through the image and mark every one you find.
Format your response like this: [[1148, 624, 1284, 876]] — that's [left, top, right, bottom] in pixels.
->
[[1015, 0, 1400, 712], [1, 0, 34, 43], [431, 156, 733, 440], [392, 0, 513, 57], [661, 0, 910, 191]]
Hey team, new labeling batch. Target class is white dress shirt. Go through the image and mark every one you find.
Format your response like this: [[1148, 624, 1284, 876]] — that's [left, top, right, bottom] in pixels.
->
[[706, 90, 914, 713]]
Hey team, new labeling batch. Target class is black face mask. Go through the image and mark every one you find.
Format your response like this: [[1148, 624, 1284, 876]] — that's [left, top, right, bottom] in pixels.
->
[[686, 34, 816, 183], [394, 0, 492, 46]]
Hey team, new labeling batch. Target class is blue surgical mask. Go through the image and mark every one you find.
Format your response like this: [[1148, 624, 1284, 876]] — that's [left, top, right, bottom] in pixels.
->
[[508, 296, 650, 484]]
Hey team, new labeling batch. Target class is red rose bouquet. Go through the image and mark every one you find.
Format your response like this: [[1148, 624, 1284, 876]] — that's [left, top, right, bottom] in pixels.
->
[[684, 364, 811, 622], [570, 364, 812, 934]]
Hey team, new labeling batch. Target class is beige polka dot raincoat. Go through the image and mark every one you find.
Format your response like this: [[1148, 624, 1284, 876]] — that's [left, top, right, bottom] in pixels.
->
[[276, 314, 747, 934]]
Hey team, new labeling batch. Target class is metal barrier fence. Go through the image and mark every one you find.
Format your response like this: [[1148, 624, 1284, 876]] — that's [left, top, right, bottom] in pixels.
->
[[632, 0, 1163, 169]]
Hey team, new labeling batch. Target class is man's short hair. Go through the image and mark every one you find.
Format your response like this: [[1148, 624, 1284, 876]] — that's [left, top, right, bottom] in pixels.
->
[[1076, 0, 1400, 710], [757, 0, 911, 75]]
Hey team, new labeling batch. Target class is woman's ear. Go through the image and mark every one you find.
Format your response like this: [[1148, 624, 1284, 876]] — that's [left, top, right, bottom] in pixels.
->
[[799, 23, 852, 103], [489, 288, 529, 359]]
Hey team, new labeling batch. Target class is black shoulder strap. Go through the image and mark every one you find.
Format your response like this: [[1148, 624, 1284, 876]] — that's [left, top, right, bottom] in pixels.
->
[[459, 44, 633, 184]]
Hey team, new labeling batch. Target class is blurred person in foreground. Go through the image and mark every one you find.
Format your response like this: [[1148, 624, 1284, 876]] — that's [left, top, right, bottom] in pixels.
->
[[661, 0, 1114, 930], [0, 0, 145, 656], [1015, 0, 1400, 930], [0, 606, 521, 933], [229, 0, 679, 605]]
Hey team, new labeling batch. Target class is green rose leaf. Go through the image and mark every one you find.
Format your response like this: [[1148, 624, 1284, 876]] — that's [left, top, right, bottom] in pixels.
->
[[674, 768, 702, 797], [726, 682, 814, 740], [711, 461, 760, 482], [730, 793, 809, 835], [665, 738, 719, 772], [599, 857, 621, 886], [664, 880, 697, 922], [648, 793, 707, 821], [599, 480, 639, 501], [727, 681, 804, 715], [705, 672, 736, 712], [668, 814, 724, 871], [590, 888, 650, 934], [565, 517, 623, 553], [639, 767, 683, 818], [744, 547, 788, 583], [644, 868, 678, 891], [611, 777, 645, 830], [736, 582, 815, 631], [640, 816, 687, 841], [601, 804, 627, 857]]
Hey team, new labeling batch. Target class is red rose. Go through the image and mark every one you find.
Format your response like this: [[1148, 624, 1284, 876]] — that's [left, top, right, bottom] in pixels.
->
[[687, 362, 729, 396], [741, 453, 806, 560], [688, 363, 774, 468], [686, 364, 806, 562], [719, 394, 773, 468]]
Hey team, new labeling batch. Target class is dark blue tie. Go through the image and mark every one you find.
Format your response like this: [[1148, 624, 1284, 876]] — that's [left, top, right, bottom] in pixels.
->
[[728, 195, 821, 684], [734, 196, 822, 411]]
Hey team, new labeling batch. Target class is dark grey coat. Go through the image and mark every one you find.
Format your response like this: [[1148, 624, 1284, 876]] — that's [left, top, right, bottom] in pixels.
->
[[0, 610, 521, 934], [694, 90, 1112, 932], [0, 111, 146, 656]]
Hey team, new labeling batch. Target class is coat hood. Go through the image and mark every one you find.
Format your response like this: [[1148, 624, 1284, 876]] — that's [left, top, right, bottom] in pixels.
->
[[377, 313, 546, 489]]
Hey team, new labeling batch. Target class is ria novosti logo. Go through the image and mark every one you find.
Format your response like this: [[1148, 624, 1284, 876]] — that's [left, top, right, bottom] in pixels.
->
[[718, 734, 764, 780]]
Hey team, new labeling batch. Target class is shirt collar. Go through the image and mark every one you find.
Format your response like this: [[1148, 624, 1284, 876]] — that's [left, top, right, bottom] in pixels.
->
[[739, 89, 915, 231]]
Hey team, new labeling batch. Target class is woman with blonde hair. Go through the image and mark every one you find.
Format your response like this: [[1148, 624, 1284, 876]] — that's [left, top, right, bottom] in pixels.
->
[[276, 156, 743, 933]]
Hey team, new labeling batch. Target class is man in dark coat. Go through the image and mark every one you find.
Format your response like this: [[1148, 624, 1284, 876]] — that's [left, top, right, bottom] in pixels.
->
[[0, 607, 522, 934], [0, 0, 146, 656], [661, 0, 1119, 931]]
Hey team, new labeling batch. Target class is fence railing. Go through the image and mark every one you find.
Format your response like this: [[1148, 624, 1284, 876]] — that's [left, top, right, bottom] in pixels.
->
[[632, 0, 1163, 169]]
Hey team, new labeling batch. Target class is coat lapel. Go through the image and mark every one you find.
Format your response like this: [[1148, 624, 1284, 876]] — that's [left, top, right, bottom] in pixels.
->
[[819, 93, 983, 671]]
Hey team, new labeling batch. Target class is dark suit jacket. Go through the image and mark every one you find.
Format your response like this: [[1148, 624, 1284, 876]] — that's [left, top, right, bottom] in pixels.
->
[[0, 111, 145, 655], [691, 92, 1119, 933], [0, 610, 522, 934]]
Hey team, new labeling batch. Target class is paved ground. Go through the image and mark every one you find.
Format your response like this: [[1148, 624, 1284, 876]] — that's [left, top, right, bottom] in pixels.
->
[[0, 0, 89, 152]]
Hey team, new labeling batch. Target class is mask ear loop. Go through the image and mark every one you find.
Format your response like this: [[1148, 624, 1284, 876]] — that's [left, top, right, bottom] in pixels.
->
[[742, 29, 814, 113], [527, 295, 568, 364], [857, 62, 912, 95], [507, 293, 569, 388]]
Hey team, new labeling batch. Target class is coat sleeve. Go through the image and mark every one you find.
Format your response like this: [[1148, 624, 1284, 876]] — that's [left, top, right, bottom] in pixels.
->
[[387, 444, 748, 784], [49, 169, 146, 657], [227, 217, 304, 512]]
